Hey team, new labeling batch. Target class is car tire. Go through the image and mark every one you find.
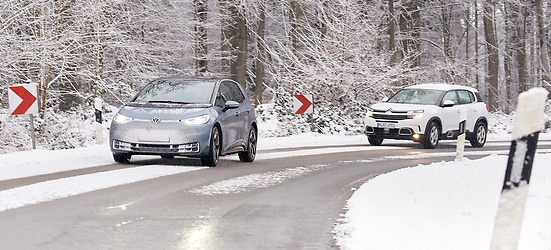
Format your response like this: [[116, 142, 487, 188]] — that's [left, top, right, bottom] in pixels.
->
[[469, 121, 487, 148], [113, 153, 131, 163], [367, 135, 384, 146], [201, 126, 221, 167], [239, 127, 257, 162], [422, 122, 440, 149]]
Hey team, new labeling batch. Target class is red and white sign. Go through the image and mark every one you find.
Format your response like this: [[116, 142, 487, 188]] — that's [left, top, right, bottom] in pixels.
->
[[8, 84, 39, 115], [293, 94, 313, 114]]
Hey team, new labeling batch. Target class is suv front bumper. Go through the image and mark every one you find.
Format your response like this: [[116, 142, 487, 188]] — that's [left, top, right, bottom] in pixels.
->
[[364, 118, 425, 142]]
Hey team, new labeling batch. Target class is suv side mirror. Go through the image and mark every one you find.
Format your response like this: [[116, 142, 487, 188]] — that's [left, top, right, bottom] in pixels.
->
[[442, 100, 455, 107], [223, 100, 239, 111], [382, 97, 389, 102]]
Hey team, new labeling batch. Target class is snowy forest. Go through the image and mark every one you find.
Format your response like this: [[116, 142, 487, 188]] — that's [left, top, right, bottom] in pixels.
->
[[1, 0, 551, 153]]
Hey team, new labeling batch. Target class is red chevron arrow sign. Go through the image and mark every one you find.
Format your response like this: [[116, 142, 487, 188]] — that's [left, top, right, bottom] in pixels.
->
[[8, 84, 39, 115], [293, 94, 313, 114]]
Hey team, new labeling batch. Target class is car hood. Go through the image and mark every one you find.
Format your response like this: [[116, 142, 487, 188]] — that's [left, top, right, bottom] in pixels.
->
[[117, 104, 211, 120], [370, 102, 439, 112]]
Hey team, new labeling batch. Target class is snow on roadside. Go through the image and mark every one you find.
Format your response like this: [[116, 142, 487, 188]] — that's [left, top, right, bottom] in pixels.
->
[[333, 153, 551, 250]]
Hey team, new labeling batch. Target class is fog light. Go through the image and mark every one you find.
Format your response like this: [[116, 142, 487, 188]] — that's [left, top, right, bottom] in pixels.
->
[[412, 134, 420, 140]]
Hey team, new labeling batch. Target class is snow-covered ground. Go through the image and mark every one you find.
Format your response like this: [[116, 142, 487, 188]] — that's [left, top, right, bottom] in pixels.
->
[[1, 132, 551, 249]]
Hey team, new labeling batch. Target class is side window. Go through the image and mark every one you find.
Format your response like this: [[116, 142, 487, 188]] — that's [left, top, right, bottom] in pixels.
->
[[224, 81, 245, 103], [441, 91, 459, 105], [457, 90, 475, 105], [215, 83, 231, 107]]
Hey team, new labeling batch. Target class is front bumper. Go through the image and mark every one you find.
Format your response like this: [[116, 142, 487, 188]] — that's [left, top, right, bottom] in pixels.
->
[[109, 120, 211, 157], [364, 117, 425, 142]]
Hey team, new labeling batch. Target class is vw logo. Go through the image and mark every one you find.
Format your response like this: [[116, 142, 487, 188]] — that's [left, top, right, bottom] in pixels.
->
[[152, 117, 161, 124], [386, 108, 393, 113]]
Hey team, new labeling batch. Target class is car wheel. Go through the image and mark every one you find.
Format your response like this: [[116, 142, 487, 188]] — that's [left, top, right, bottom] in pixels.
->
[[113, 153, 131, 163], [469, 121, 487, 148], [422, 122, 440, 149], [239, 127, 257, 162], [201, 126, 221, 167], [367, 135, 384, 146]]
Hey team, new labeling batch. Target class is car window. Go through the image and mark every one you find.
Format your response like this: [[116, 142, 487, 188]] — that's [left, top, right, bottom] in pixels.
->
[[441, 91, 459, 105], [457, 90, 475, 104], [224, 81, 245, 103], [133, 79, 215, 104], [388, 89, 443, 105]]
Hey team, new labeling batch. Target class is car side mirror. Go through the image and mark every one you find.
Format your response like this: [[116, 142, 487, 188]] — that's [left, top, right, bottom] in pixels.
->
[[442, 100, 455, 107], [223, 100, 239, 111], [382, 97, 389, 102]]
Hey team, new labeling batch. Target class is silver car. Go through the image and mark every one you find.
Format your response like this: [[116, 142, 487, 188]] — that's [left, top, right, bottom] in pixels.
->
[[109, 76, 257, 166]]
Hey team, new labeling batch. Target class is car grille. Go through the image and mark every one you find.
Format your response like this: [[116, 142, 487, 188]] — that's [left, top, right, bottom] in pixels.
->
[[113, 140, 199, 153], [372, 113, 410, 120]]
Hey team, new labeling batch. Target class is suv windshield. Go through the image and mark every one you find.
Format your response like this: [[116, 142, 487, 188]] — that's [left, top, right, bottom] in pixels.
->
[[388, 89, 443, 105], [133, 79, 215, 104]]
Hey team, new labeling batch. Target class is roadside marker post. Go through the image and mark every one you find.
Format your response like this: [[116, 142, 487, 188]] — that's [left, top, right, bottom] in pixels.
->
[[490, 88, 548, 250], [455, 109, 467, 161], [292, 94, 315, 132], [94, 97, 104, 144]]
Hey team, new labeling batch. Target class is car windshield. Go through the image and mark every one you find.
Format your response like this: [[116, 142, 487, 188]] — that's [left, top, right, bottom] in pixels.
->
[[133, 79, 215, 104], [387, 88, 443, 105]]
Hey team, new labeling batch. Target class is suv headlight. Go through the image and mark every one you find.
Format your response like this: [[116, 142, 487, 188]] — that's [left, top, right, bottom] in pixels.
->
[[366, 108, 374, 118], [408, 110, 424, 119], [113, 113, 133, 124], [180, 114, 210, 125]]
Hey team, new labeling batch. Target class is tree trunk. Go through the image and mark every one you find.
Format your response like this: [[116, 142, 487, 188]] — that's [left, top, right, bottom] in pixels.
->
[[535, 0, 551, 85], [234, 7, 247, 89], [483, 0, 500, 111], [219, 0, 247, 87], [290, 0, 307, 64], [194, 0, 208, 75], [441, 0, 454, 83], [516, 0, 528, 93], [254, 0, 266, 106], [389, 0, 397, 67]]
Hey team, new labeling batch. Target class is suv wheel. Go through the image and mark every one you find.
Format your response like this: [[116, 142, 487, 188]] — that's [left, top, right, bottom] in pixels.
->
[[469, 121, 487, 148], [422, 122, 440, 149], [368, 135, 384, 146]]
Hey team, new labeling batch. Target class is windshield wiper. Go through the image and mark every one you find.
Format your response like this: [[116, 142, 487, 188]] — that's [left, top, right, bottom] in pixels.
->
[[148, 100, 193, 104]]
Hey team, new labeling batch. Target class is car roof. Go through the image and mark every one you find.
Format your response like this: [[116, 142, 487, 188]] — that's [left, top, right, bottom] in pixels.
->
[[404, 83, 479, 93]]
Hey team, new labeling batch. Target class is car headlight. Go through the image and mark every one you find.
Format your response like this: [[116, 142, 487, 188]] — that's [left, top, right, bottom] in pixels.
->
[[113, 113, 133, 124], [408, 110, 424, 119], [366, 108, 374, 118], [180, 114, 210, 125]]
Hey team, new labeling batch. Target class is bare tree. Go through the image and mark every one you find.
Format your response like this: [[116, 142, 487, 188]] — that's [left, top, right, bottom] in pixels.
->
[[483, 0, 499, 111]]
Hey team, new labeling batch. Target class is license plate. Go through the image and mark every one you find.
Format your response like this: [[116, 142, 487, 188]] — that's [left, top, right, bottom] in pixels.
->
[[377, 122, 396, 128]]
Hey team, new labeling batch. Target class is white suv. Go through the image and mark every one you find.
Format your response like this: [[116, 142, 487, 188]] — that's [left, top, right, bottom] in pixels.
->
[[364, 84, 489, 149]]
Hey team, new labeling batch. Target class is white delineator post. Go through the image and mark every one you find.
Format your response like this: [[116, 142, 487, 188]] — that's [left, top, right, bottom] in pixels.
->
[[455, 109, 467, 161], [94, 97, 104, 144], [490, 88, 548, 250]]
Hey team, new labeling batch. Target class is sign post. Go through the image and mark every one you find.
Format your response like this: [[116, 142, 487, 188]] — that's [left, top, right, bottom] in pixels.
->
[[490, 88, 548, 250], [8, 83, 39, 149]]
